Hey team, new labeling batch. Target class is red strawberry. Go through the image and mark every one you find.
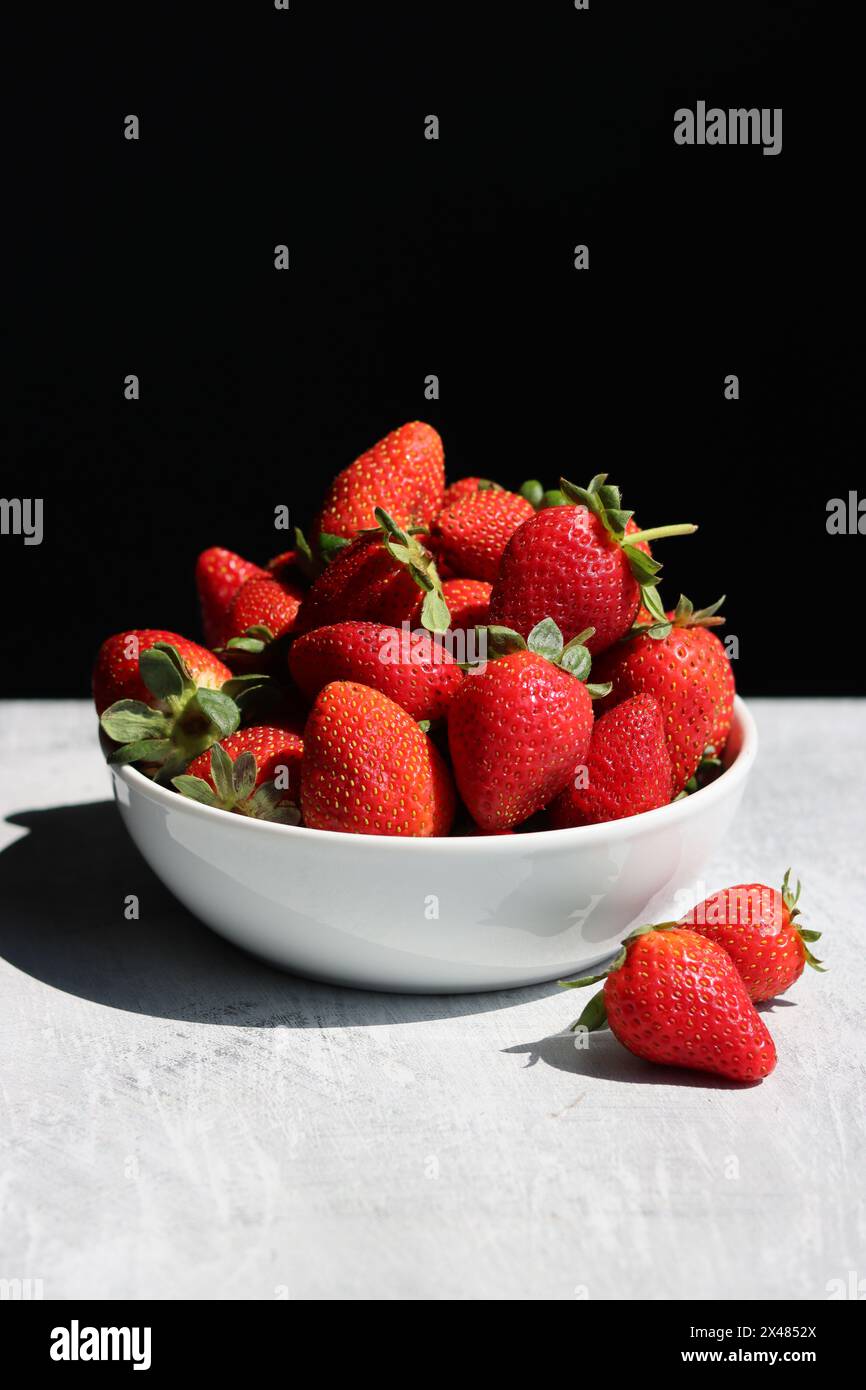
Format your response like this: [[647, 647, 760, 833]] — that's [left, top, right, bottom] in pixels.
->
[[437, 476, 497, 512], [678, 871, 824, 1001], [301, 682, 456, 836], [314, 421, 445, 541], [173, 723, 303, 822], [549, 693, 672, 828], [431, 485, 535, 582], [441, 578, 491, 630], [490, 473, 695, 654], [295, 509, 450, 636], [403, 578, 491, 631], [592, 594, 735, 791], [225, 575, 304, 644], [195, 548, 267, 647], [289, 621, 463, 722], [564, 924, 777, 1083], [447, 619, 602, 832], [93, 630, 232, 715], [95, 632, 240, 780]]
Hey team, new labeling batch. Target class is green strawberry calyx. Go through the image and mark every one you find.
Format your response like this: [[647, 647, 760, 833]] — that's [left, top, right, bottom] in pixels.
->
[[781, 869, 826, 972], [558, 922, 681, 1032], [471, 618, 612, 698], [360, 507, 451, 634], [171, 743, 300, 824], [630, 593, 726, 643], [99, 642, 242, 784], [559, 473, 696, 630]]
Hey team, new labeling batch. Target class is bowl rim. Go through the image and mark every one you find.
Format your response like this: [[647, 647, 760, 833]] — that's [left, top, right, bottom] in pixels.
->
[[113, 694, 757, 854]]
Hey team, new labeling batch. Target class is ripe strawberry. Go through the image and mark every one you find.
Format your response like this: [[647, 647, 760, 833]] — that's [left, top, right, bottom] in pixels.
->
[[563, 924, 777, 1083], [93, 630, 233, 715], [447, 619, 604, 832], [301, 682, 456, 836], [314, 421, 445, 541], [95, 632, 241, 780], [224, 575, 304, 644], [678, 871, 824, 1001], [592, 594, 735, 791], [195, 548, 267, 647], [403, 578, 492, 631], [549, 693, 672, 828], [489, 473, 695, 654], [431, 485, 535, 582], [436, 476, 498, 512], [289, 621, 463, 722], [173, 724, 303, 823], [295, 509, 450, 636]]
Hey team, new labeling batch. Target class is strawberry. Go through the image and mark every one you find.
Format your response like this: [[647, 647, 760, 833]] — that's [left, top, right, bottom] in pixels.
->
[[224, 575, 304, 645], [441, 578, 491, 630], [431, 485, 535, 582], [447, 619, 604, 832], [437, 476, 498, 512], [402, 578, 491, 631], [549, 693, 672, 828], [563, 924, 777, 1083], [314, 421, 445, 541], [592, 594, 735, 791], [489, 473, 695, 654], [678, 871, 824, 1001], [294, 509, 450, 636], [289, 621, 463, 722], [301, 682, 456, 836], [195, 548, 267, 648], [95, 632, 241, 780], [173, 724, 303, 823]]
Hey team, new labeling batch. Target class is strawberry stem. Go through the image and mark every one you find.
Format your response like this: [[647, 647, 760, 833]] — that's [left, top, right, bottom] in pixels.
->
[[626, 523, 697, 546]]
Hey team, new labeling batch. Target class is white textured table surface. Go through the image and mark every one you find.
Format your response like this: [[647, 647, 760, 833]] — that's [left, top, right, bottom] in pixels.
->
[[1, 699, 864, 1301]]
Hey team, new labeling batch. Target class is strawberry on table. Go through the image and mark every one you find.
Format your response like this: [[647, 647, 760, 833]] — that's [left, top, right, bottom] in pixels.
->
[[678, 871, 824, 1001], [592, 593, 736, 791], [549, 693, 672, 828], [172, 723, 303, 823], [489, 472, 695, 654], [301, 682, 456, 836], [294, 508, 450, 636], [195, 547, 268, 648], [94, 631, 242, 781], [447, 619, 606, 832], [288, 621, 463, 722], [314, 420, 445, 541], [563, 924, 778, 1083], [430, 484, 535, 582]]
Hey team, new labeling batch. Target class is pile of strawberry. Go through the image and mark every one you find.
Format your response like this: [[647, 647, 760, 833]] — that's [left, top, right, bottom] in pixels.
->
[[94, 419, 737, 836]]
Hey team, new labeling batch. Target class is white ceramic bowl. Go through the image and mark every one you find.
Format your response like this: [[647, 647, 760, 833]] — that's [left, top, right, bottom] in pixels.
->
[[109, 696, 757, 993]]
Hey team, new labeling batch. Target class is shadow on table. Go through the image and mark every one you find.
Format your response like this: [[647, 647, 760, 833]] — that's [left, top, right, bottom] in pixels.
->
[[0, 802, 561, 1028], [503, 1031, 762, 1088]]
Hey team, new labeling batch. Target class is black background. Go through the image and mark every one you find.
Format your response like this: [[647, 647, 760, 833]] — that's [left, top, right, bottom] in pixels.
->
[[3, 1, 863, 696]]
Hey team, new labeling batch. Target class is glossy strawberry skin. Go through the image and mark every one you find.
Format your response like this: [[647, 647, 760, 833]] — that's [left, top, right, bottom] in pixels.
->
[[489, 506, 651, 655], [604, 929, 777, 1082], [678, 885, 807, 1001], [592, 623, 735, 791], [196, 548, 267, 647], [447, 650, 594, 832], [225, 575, 304, 642], [314, 421, 445, 540], [186, 723, 304, 800], [431, 488, 535, 583], [92, 630, 233, 715], [294, 532, 427, 635], [549, 694, 672, 828], [289, 621, 463, 722], [300, 682, 456, 836]]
